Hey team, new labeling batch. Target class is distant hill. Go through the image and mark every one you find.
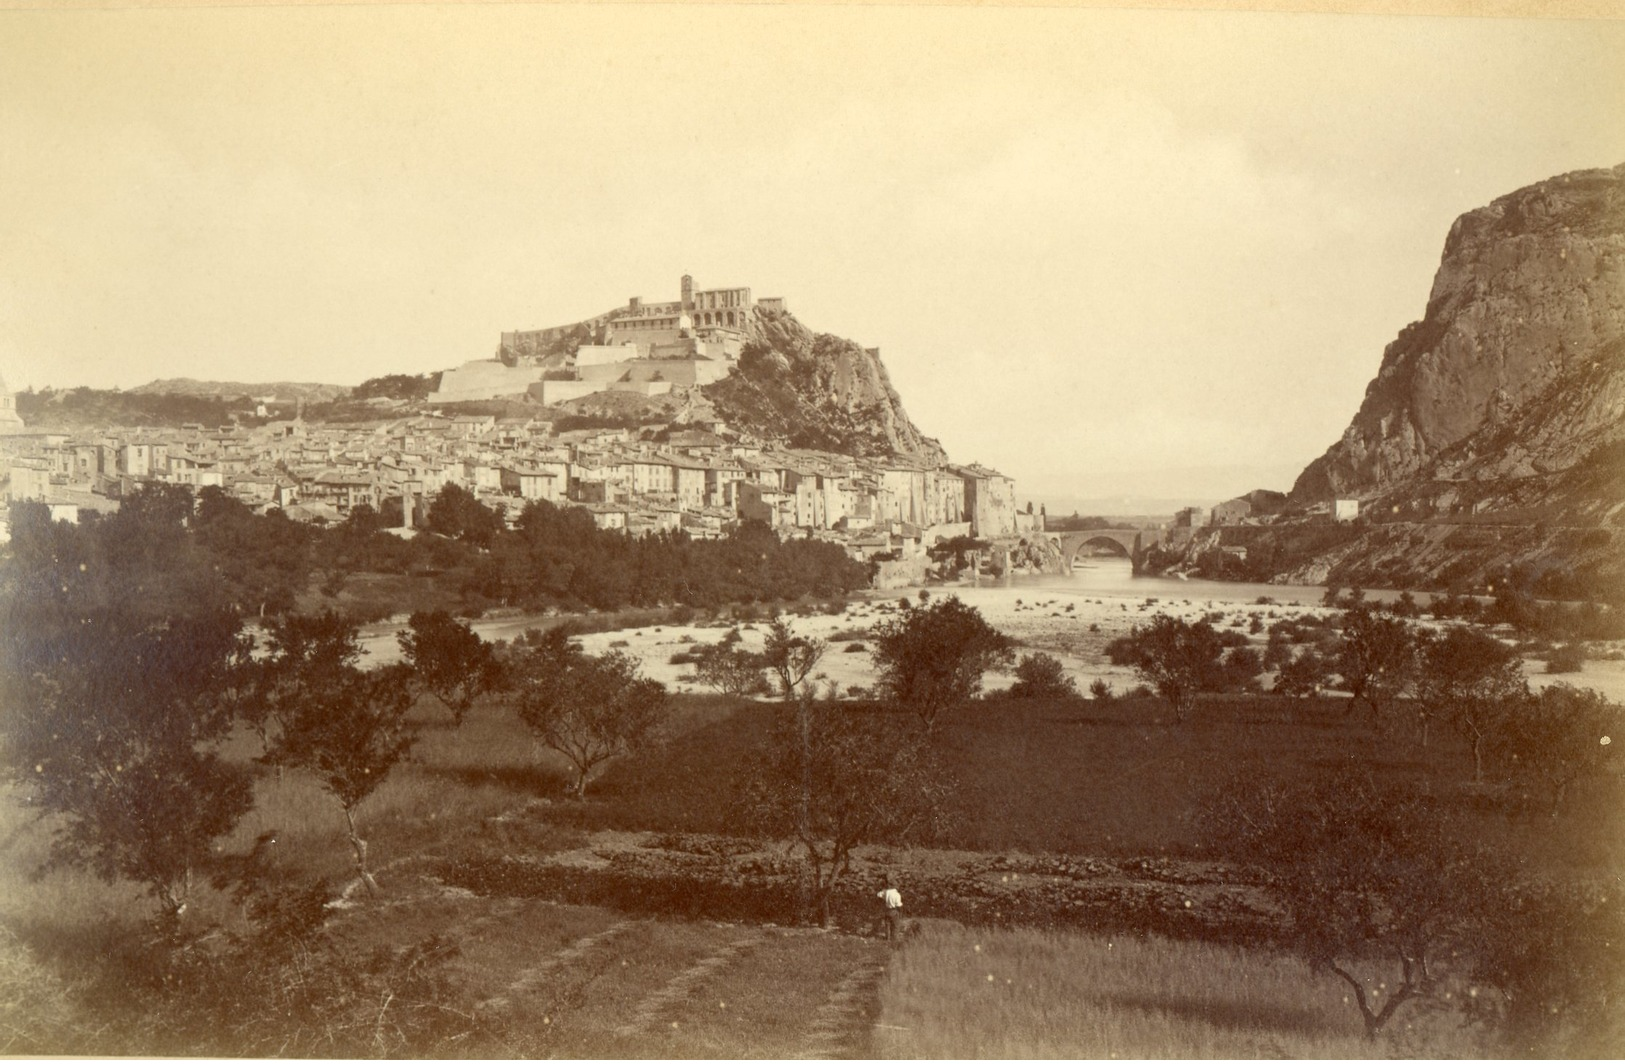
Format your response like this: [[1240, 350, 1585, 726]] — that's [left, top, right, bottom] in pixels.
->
[[130, 378, 350, 403]]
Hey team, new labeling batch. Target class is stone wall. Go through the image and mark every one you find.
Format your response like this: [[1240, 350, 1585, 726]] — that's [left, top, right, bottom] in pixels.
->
[[431, 360, 545, 402]]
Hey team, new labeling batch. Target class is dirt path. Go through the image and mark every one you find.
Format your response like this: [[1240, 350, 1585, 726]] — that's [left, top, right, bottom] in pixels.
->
[[612, 932, 766, 1039], [800, 959, 889, 1060], [481, 918, 638, 1012]]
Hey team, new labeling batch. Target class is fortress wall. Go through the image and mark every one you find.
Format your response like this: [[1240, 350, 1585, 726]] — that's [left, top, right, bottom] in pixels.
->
[[608, 380, 672, 397], [607, 321, 683, 346], [531, 380, 605, 405], [576, 343, 647, 367], [431, 360, 545, 402], [577, 359, 730, 387]]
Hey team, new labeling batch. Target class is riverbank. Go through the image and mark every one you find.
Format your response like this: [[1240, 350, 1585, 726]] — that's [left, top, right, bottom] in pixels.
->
[[350, 562, 1625, 702]]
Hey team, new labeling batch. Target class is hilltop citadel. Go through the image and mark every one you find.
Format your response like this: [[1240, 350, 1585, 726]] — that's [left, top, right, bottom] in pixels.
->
[[432, 275, 784, 405]]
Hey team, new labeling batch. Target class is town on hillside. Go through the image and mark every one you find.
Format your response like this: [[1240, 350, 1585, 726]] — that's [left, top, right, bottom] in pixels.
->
[[0, 355, 1034, 585]]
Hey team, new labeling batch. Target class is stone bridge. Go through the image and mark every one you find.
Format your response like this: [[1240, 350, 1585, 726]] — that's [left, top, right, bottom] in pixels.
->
[[1045, 528, 1166, 575]]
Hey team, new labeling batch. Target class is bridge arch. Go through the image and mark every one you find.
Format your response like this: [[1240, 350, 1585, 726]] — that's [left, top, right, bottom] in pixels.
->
[[1047, 527, 1165, 575]]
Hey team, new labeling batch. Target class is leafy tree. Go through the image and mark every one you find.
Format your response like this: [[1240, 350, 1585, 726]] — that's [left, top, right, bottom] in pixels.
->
[[741, 697, 949, 925], [871, 597, 1014, 734], [397, 610, 503, 723], [693, 641, 771, 698], [1334, 607, 1419, 726], [513, 630, 669, 798], [259, 617, 418, 895], [246, 611, 366, 750], [1274, 647, 1332, 699], [1470, 876, 1625, 1056], [424, 483, 504, 547], [1416, 627, 1527, 781], [1206, 771, 1483, 1039], [1008, 652, 1078, 699], [1108, 614, 1224, 723], [762, 616, 826, 699], [0, 608, 256, 923], [1489, 683, 1620, 816]]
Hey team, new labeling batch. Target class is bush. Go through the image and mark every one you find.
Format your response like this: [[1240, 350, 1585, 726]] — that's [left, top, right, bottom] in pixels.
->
[[1088, 678, 1113, 702], [1546, 643, 1586, 674], [1008, 653, 1078, 700]]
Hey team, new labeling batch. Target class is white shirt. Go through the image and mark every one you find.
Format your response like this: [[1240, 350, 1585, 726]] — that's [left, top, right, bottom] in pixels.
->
[[878, 888, 902, 909]]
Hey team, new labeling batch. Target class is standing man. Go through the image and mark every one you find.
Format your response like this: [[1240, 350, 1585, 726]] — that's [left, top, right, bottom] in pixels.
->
[[877, 879, 903, 941]]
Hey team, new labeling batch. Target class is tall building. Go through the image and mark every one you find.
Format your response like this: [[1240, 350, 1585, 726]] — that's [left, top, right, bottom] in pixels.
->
[[0, 371, 26, 434]]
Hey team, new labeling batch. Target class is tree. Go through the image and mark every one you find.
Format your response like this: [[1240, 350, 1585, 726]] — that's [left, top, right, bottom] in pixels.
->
[[1470, 875, 1625, 1056], [1107, 614, 1224, 723], [246, 611, 366, 750], [1206, 771, 1482, 1039], [762, 616, 826, 699], [1334, 607, 1418, 726], [693, 641, 771, 698], [513, 630, 669, 798], [871, 597, 1014, 734], [259, 617, 418, 895], [741, 697, 950, 925], [0, 608, 256, 924], [1416, 627, 1528, 782], [1275, 647, 1332, 699], [1489, 683, 1620, 816], [397, 610, 503, 723], [424, 483, 504, 547], [1008, 652, 1078, 699]]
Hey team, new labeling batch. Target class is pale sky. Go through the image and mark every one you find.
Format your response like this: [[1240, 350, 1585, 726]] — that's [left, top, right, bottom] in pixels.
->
[[2, 5, 1622, 501]]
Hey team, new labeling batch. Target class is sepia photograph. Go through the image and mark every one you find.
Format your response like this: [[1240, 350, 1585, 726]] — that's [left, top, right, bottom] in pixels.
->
[[1, 0, 1622, 1057]]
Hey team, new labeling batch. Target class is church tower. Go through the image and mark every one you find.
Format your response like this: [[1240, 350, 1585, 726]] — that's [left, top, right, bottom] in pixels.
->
[[0, 370, 26, 434], [680, 273, 694, 314]]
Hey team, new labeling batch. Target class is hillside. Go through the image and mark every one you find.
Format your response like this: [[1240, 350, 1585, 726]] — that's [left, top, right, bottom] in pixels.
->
[[130, 378, 350, 403], [1155, 164, 1625, 597], [1293, 162, 1625, 503], [702, 308, 947, 461]]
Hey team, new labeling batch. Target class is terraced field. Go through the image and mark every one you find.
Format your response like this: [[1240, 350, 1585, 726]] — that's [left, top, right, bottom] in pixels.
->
[[334, 864, 892, 1058]]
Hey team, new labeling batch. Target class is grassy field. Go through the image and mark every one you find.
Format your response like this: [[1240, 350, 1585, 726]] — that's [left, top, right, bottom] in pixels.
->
[[875, 920, 1491, 1058], [3, 674, 1618, 1055]]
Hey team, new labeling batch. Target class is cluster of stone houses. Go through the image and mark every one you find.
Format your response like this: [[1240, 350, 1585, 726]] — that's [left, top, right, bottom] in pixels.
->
[[0, 411, 1028, 561]]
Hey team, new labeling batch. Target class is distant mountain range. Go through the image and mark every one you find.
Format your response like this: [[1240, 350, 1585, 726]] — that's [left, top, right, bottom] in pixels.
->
[[128, 379, 351, 403]]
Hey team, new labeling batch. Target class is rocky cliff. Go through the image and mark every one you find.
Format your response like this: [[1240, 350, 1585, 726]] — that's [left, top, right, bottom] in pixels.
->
[[1292, 163, 1625, 502], [701, 308, 947, 462]]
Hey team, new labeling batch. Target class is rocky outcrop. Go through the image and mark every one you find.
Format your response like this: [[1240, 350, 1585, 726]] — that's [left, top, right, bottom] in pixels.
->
[[701, 309, 946, 461], [1293, 163, 1625, 501]]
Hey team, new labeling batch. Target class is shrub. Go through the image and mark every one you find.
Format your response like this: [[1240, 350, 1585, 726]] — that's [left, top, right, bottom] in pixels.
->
[[1546, 643, 1586, 674], [1009, 653, 1079, 700], [1088, 678, 1113, 702]]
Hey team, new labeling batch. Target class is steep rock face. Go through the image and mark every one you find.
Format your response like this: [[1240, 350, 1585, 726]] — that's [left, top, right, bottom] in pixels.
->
[[701, 309, 946, 461], [1293, 163, 1625, 501]]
